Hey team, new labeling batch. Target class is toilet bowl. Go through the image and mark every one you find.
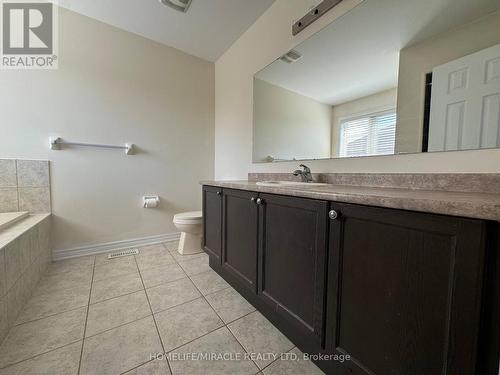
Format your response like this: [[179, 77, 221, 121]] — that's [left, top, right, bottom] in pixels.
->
[[173, 211, 203, 255]]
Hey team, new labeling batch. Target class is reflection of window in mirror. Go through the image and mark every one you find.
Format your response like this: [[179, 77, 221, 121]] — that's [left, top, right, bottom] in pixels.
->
[[338, 111, 396, 158]]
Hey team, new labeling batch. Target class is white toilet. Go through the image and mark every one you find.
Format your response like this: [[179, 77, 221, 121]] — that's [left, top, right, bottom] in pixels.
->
[[173, 211, 203, 255]]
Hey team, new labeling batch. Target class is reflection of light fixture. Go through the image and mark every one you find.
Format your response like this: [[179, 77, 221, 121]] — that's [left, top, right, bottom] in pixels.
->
[[280, 50, 302, 63], [159, 0, 193, 13]]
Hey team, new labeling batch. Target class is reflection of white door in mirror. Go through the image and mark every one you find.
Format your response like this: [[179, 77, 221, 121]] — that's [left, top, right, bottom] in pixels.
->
[[428, 43, 500, 152]]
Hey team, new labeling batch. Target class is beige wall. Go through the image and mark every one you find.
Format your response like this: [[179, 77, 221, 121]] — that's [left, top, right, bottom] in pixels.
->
[[215, 0, 500, 179], [396, 11, 500, 154], [253, 79, 332, 162], [331, 88, 397, 157], [0, 8, 214, 252]]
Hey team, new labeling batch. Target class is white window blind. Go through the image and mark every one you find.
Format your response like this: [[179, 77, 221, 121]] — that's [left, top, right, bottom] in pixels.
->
[[339, 111, 396, 157]]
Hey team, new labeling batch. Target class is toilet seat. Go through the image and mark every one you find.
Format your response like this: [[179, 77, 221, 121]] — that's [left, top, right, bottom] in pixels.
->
[[173, 211, 202, 224]]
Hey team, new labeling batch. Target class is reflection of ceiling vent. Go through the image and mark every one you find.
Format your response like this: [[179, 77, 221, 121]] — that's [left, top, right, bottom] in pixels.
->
[[159, 0, 193, 13], [280, 50, 302, 64]]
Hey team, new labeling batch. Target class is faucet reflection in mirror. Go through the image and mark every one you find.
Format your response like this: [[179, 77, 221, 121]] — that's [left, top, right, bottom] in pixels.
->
[[293, 164, 314, 183]]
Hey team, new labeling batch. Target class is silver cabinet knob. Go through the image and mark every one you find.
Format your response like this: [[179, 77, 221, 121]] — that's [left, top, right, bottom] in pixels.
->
[[216, 191, 221, 196], [251, 197, 256, 202], [256, 198, 264, 205], [329, 210, 338, 220]]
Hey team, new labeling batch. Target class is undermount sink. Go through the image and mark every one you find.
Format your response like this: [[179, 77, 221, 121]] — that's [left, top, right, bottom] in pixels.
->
[[256, 181, 329, 187]]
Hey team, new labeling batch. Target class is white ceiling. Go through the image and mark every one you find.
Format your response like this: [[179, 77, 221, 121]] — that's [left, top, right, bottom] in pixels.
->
[[256, 0, 500, 105], [57, 0, 276, 61]]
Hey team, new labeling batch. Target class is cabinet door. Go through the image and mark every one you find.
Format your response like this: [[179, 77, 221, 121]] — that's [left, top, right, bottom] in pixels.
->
[[222, 188, 259, 293], [258, 193, 328, 352], [326, 202, 486, 375], [202, 186, 222, 262]]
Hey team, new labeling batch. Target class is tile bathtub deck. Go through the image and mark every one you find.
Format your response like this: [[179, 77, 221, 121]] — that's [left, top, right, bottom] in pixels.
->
[[0, 242, 324, 375]]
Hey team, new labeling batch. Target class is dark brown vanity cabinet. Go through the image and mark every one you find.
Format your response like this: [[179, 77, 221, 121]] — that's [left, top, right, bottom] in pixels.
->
[[203, 187, 329, 353], [202, 185, 496, 375], [258, 193, 329, 352], [325, 202, 487, 375], [221, 188, 259, 293], [202, 186, 222, 261]]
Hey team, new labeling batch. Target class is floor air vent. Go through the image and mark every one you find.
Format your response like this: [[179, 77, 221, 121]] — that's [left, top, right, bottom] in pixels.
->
[[107, 248, 139, 259]]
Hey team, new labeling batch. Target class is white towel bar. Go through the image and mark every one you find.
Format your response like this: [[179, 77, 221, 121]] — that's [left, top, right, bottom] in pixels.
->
[[49, 137, 134, 155]]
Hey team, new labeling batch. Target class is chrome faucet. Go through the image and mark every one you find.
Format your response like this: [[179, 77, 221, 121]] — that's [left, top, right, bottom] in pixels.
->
[[293, 164, 313, 183]]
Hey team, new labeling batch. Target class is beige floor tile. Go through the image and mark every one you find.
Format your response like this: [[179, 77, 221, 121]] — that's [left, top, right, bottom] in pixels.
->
[[136, 252, 177, 272], [94, 252, 117, 265], [228, 311, 294, 369], [205, 287, 255, 324], [168, 327, 258, 375], [34, 268, 93, 295], [90, 272, 144, 304], [190, 270, 230, 295], [80, 316, 162, 375], [0, 341, 82, 375], [140, 263, 186, 289], [146, 278, 200, 313], [137, 244, 169, 257], [123, 360, 171, 375], [262, 347, 324, 374], [0, 307, 87, 368], [155, 298, 223, 352], [16, 285, 90, 325], [93, 257, 138, 282], [86, 291, 151, 337], [169, 251, 207, 263], [177, 256, 210, 276], [164, 242, 180, 252], [46, 256, 95, 276]]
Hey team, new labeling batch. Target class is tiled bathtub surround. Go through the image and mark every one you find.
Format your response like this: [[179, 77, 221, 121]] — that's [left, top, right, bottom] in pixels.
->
[[0, 159, 51, 213], [248, 172, 500, 194], [0, 214, 51, 344]]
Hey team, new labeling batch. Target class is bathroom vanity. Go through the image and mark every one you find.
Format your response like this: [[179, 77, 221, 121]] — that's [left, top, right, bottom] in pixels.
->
[[201, 177, 499, 375]]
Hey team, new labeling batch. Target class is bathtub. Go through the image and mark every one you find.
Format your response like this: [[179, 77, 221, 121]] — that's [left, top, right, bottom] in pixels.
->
[[0, 211, 51, 344], [0, 212, 29, 232]]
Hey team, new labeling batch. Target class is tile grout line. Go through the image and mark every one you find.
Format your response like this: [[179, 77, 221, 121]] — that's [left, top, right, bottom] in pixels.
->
[[1, 245, 296, 374], [134, 250, 174, 375], [79, 314, 153, 342], [77, 255, 96, 375], [158, 307, 259, 357], [117, 359, 157, 375], [169, 243, 293, 372], [167, 244, 262, 372], [89, 287, 144, 306], [14, 160, 19, 211], [0, 339, 84, 371], [13, 303, 89, 327], [0, 263, 94, 369]]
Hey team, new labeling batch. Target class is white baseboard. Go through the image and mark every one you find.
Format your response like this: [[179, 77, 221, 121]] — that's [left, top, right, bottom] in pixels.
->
[[52, 232, 181, 261]]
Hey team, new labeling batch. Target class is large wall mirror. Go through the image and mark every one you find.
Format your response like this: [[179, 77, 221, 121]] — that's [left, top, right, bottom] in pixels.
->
[[252, 0, 500, 163]]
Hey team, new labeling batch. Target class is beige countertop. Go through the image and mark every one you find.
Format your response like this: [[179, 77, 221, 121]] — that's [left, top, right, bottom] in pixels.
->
[[201, 180, 500, 222]]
